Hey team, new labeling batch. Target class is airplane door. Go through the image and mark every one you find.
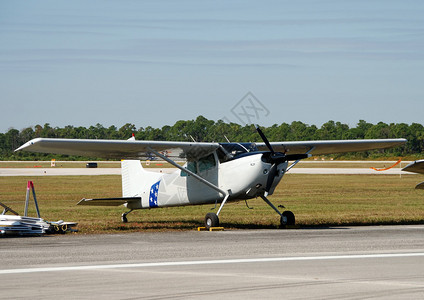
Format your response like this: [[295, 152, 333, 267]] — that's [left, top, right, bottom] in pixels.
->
[[185, 152, 220, 204]]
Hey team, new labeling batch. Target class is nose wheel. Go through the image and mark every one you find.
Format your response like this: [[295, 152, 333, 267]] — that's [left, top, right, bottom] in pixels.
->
[[281, 210, 295, 226]]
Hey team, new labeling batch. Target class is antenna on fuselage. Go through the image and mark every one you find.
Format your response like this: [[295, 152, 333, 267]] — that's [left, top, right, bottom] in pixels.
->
[[224, 135, 231, 143], [189, 135, 197, 142]]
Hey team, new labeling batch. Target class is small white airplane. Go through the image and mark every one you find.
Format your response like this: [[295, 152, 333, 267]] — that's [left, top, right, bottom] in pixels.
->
[[16, 126, 406, 229]]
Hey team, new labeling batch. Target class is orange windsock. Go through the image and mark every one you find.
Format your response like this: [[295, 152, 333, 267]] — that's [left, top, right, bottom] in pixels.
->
[[370, 159, 402, 171]]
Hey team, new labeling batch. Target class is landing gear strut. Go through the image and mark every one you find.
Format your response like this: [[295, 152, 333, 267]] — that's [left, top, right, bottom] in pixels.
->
[[260, 195, 295, 227], [204, 191, 231, 229], [121, 209, 133, 223]]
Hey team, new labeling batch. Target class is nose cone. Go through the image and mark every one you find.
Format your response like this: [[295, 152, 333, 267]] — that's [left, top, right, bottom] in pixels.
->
[[261, 151, 287, 165]]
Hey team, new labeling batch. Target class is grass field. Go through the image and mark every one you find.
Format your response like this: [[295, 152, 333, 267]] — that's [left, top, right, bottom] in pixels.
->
[[1, 173, 423, 233]]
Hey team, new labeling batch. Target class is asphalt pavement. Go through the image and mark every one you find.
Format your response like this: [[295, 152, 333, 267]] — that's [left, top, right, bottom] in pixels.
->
[[1, 225, 423, 299]]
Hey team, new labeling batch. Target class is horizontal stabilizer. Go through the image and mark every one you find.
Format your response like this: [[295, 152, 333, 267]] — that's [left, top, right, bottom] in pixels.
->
[[77, 197, 141, 206]]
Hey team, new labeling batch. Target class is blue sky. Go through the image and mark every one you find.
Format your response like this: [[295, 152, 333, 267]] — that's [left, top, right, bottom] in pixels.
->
[[1, 0, 423, 133]]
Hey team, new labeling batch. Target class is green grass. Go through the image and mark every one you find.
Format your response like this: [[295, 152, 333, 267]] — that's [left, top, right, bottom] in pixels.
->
[[1, 174, 423, 233]]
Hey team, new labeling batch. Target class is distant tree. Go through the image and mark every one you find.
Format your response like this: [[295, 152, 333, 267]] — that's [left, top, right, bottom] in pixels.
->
[[34, 124, 43, 137], [268, 123, 290, 141], [4, 128, 20, 151], [402, 123, 424, 154], [118, 123, 136, 139], [365, 122, 391, 139], [0, 133, 5, 156], [348, 120, 372, 139], [41, 123, 56, 138], [107, 125, 120, 139], [1, 117, 423, 160], [317, 120, 337, 140], [289, 121, 316, 141], [20, 127, 35, 142]]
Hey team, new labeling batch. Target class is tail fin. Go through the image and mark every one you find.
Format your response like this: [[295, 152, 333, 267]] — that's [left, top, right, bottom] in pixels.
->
[[121, 160, 163, 199], [121, 160, 146, 198]]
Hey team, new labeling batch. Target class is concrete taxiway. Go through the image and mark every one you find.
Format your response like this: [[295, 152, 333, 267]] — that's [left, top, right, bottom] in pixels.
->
[[1, 225, 423, 299]]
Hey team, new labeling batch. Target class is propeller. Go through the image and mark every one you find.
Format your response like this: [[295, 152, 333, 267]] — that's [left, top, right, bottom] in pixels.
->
[[256, 125, 275, 154], [255, 125, 309, 195]]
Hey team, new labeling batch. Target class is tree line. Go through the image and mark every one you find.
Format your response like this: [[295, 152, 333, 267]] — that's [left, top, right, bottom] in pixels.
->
[[1, 116, 423, 160]]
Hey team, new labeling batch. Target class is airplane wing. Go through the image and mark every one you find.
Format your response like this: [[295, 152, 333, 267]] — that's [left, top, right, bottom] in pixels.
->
[[77, 197, 141, 206], [16, 137, 406, 159], [256, 139, 407, 155], [15, 138, 220, 160]]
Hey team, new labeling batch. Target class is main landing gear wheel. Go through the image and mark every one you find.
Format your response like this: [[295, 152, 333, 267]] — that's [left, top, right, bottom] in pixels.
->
[[121, 209, 133, 223], [280, 211, 295, 227], [121, 213, 128, 223], [205, 212, 219, 229]]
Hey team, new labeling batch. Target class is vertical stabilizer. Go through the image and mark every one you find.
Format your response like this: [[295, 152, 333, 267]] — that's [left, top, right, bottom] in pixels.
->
[[121, 160, 146, 198]]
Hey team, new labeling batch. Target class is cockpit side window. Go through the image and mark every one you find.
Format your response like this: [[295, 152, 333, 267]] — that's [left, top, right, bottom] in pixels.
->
[[180, 161, 197, 177], [198, 153, 216, 172], [180, 153, 216, 176]]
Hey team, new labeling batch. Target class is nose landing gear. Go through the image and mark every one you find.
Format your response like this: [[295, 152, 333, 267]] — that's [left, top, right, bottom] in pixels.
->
[[261, 195, 296, 227]]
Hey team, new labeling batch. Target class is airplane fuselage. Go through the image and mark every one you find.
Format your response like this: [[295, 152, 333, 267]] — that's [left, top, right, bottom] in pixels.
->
[[124, 152, 287, 210]]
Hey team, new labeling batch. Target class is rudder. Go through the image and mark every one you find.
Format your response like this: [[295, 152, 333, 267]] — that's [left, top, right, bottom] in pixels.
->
[[121, 160, 146, 198]]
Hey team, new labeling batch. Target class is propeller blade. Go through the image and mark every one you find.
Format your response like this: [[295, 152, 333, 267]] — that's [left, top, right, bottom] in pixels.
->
[[255, 125, 275, 154]]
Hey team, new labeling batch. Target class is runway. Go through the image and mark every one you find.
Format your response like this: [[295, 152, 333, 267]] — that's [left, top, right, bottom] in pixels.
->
[[1, 225, 424, 299]]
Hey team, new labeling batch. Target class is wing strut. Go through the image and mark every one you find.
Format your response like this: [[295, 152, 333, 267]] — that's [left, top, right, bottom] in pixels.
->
[[147, 148, 227, 198], [286, 147, 315, 172]]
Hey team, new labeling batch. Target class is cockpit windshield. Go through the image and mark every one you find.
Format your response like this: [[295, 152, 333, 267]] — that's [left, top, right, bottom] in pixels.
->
[[217, 143, 258, 163]]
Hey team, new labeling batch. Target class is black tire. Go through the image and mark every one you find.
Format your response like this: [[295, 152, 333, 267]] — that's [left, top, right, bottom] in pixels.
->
[[281, 211, 295, 226], [205, 212, 219, 229], [121, 214, 128, 223]]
